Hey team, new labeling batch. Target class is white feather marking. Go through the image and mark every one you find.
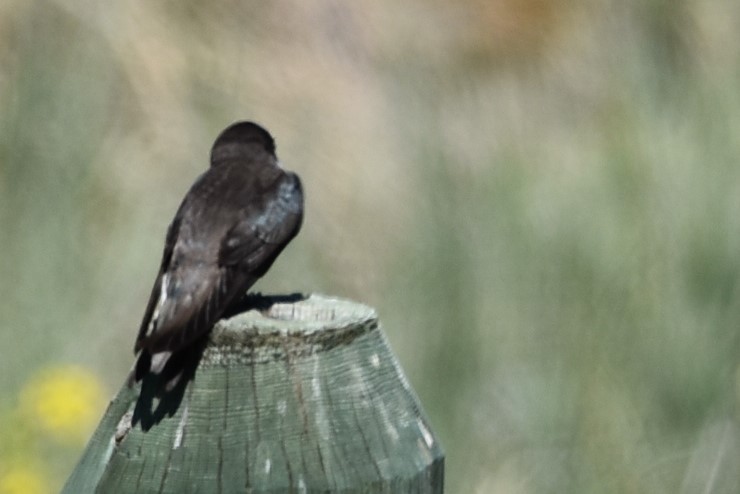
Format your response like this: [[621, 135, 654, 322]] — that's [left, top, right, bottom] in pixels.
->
[[150, 351, 173, 375], [148, 273, 169, 335]]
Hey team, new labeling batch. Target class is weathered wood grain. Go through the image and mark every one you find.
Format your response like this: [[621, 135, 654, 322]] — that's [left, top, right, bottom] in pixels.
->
[[63, 294, 444, 493]]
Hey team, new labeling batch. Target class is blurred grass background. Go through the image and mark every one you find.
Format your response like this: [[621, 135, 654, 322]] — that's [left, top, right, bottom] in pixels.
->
[[2, 0, 740, 492]]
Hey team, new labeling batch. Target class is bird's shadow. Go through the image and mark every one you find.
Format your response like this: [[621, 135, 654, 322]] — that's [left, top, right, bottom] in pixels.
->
[[222, 291, 306, 318], [131, 292, 307, 432]]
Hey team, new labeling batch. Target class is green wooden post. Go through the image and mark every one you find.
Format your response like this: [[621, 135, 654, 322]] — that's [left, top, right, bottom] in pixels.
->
[[63, 294, 444, 493]]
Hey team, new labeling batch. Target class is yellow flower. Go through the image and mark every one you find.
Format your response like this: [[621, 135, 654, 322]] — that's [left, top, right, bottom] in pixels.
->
[[0, 465, 49, 494], [19, 365, 106, 445]]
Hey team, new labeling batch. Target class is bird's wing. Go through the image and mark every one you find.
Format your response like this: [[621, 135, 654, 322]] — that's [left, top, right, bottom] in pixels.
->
[[135, 173, 303, 355], [218, 172, 303, 274], [134, 216, 181, 352], [135, 262, 231, 354]]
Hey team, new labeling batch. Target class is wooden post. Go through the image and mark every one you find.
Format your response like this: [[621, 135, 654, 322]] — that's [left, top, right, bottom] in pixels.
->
[[63, 294, 444, 493]]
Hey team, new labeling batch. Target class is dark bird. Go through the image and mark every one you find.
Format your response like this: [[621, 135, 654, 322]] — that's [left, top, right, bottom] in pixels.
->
[[132, 121, 303, 384]]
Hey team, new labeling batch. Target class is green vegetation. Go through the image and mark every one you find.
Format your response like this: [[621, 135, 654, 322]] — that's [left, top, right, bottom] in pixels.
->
[[1, 1, 739, 492]]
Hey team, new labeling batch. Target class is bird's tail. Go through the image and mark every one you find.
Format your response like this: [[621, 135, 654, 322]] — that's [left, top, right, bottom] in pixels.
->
[[127, 348, 188, 396]]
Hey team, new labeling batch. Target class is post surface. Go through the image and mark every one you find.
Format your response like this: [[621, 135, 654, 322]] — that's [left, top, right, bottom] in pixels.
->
[[63, 294, 444, 493]]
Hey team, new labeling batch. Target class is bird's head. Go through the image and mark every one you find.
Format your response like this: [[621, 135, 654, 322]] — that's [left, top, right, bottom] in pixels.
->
[[210, 121, 276, 166]]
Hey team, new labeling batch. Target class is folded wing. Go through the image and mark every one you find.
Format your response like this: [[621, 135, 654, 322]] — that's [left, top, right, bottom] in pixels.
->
[[134, 172, 303, 356]]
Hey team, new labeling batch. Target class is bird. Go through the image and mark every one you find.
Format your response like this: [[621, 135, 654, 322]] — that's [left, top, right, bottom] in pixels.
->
[[132, 121, 303, 385]]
